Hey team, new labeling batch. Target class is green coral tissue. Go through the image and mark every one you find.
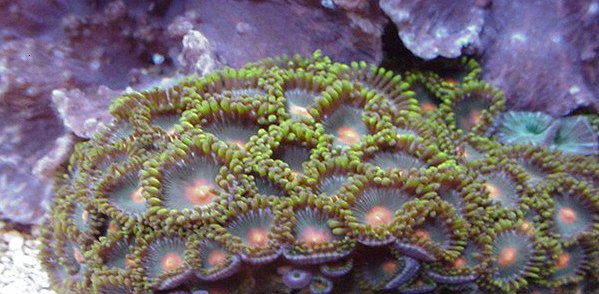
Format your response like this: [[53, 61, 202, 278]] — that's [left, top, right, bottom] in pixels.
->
[[39, 51, 599, 293]]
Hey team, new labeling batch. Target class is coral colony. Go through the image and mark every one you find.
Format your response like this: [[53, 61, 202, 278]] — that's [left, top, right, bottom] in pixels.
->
[[39, 52, 599, 293]]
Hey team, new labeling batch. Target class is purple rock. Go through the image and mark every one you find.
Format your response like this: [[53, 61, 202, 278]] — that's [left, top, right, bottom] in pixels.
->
[[0, 0, 388, 224], [181, 0, 386, 67], [52, 87, 121, 139], [0, 39, 68, 167], [379, 0, 599, 115], [0, 161, 51, 224], [176, 30, 222, 77], [480, 0, 599, 115], [379, 0, 487, 60]]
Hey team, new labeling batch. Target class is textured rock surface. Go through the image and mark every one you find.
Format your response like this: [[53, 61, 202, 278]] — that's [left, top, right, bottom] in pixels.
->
[[379, 0, 486, 60], [0, 162, 50, 224], [480, 0, 599, 116], [180, 0, 386, 67], [51, 88, 121, 138], [0, 0, 386, 224], [379, 0, 599, 115]]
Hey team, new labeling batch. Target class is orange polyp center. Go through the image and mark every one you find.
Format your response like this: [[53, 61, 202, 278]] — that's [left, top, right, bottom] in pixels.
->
[[453, 256, 466, 268], [81, 209, 89, 222], [246, 227, 270, 248], [184, 178, 217, 206], [313, 280, 328, 289], [161, 252, 184, 272], [126, 258, 135, 267], [130, 187, 145, 203], [300, 226, 332, 246], [382, 260, 398, 274], [498, 246, 518, 267], [290, 170, 300, 179], [559, 207, 577, 224], [207, 249, 227, 267], [485, 183, 501, 199], [160, 120, 177, 135], [415, 229, 431, 242], [518, 221, 533, 235], [456, 145, 470, 159], [227, 139, 246, 149], [556, 252, 571, 269], [277, 265, 292, 275], [336, 127, 361, 145], [73, 247, 85, 263], [290, 105, 311, 119], [468, 109, 482, 126], [108, 221, 120, 233], [445, 78, 457, 85], [365, 206, 394, 227], [166, 126, 177, 135], [420, 103, 437, 112]]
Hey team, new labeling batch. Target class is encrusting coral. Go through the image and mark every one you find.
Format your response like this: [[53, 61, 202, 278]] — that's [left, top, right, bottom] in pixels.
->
[[39, 51, 599, 293]]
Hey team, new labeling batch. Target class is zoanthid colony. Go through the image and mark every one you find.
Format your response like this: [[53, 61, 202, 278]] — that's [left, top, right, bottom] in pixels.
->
[[40, 51, 599, 293]]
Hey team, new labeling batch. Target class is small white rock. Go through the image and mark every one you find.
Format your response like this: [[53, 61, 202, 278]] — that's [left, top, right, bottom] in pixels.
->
[[8, 235, 24, 251]]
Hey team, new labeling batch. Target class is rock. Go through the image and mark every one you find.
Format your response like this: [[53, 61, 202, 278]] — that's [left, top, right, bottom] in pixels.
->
[[379, 0, 599, 115], [177, 30, 222, 77], [51, 88, 120, 139], [0, 227, 54, 293], [0, 161, 51, 224], [7, 235, 23, 251], [380, 0, 486, 59], [0, 1, 389, 225], [181, 0, 386, 67], [480, 0, 599, 115]]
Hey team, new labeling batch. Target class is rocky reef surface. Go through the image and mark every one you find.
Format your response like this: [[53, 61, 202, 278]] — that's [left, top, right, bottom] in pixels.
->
[[0, 0, 386, 224]]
